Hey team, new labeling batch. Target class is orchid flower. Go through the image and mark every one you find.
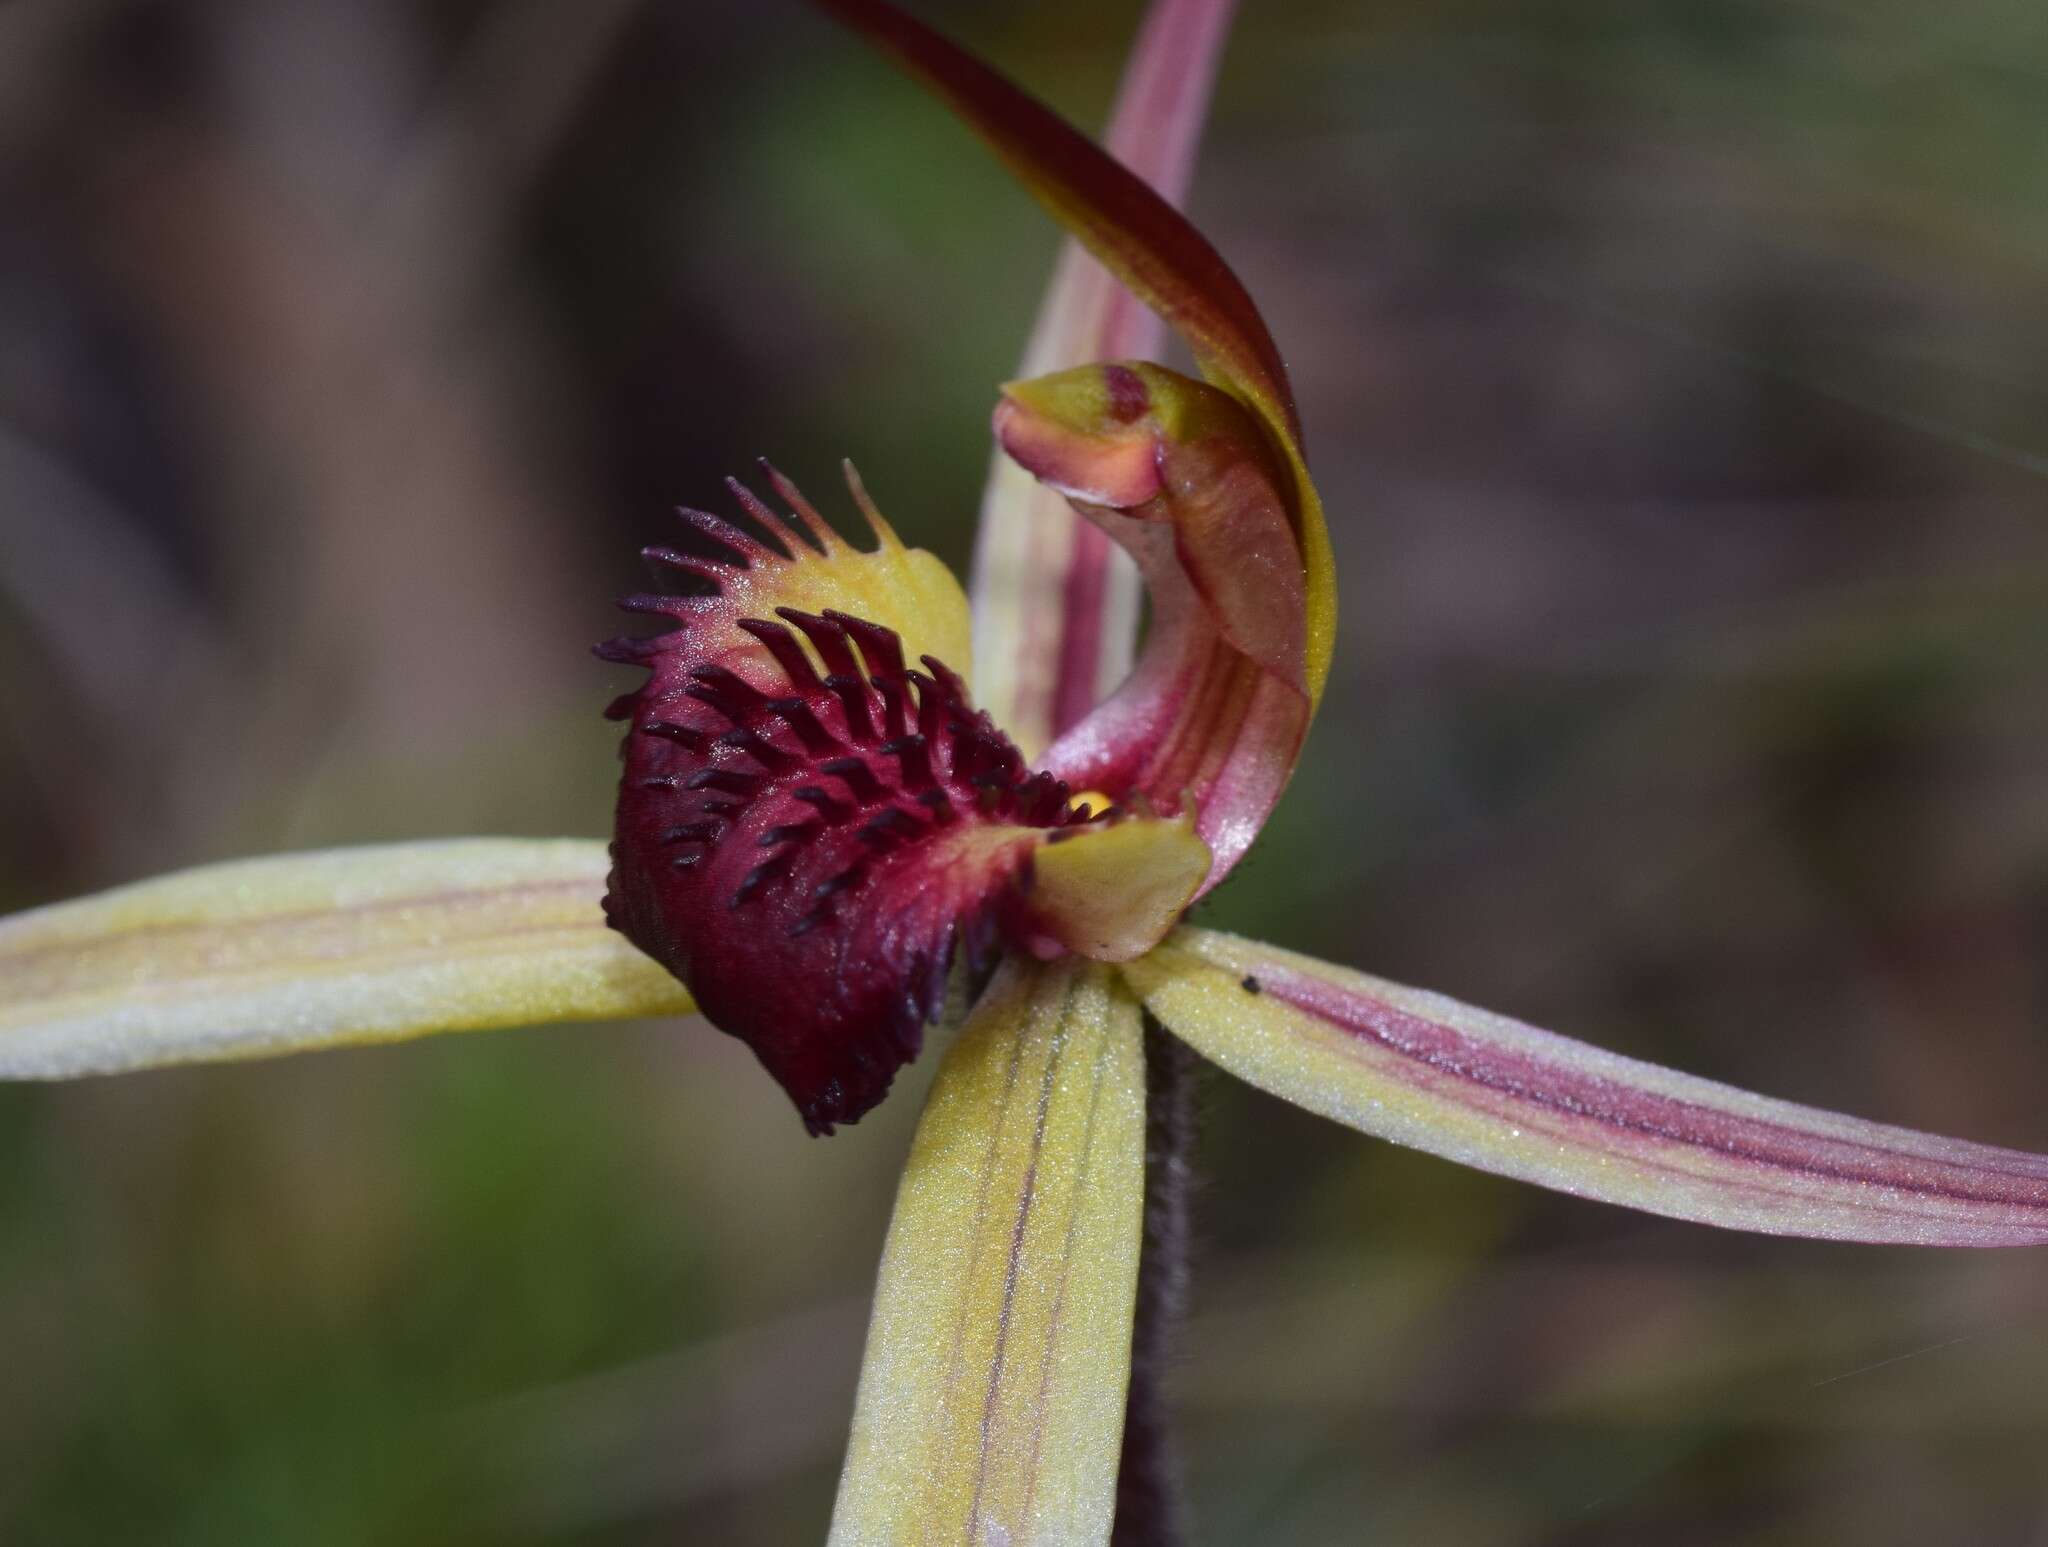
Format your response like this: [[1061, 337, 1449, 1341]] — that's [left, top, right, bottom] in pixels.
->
[[3, 1, 2045, 1543]]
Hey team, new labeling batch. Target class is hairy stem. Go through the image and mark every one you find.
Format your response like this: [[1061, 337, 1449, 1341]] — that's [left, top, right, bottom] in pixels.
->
[[1112, 1015, 1198, 1547]]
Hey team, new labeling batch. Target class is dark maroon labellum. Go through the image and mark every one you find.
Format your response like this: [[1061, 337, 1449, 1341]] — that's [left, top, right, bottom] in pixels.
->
[[601, 487, 1092, 1133]]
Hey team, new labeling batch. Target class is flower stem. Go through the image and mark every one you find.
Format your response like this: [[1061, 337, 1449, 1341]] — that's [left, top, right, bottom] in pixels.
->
[[1112, 1015, 1198, 1547]]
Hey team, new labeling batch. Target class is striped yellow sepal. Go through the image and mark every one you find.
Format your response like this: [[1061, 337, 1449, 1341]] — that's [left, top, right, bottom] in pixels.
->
[[0, 838, 692, 1076], [829, 957, 1145, 1546], [1127, 927, 2048, 1248]]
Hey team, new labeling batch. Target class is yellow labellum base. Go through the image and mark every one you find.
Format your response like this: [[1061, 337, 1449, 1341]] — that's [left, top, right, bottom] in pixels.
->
[[1030, 813, 1210, 962]]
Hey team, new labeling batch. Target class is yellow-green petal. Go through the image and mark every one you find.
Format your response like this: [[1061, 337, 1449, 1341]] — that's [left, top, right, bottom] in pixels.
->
[[829, 958, 1145, 1547], [0, 838, 691, 1076], [1126, 927, 2048, 1247]]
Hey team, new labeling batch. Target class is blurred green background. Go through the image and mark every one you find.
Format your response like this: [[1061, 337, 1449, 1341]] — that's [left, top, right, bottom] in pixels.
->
[[3, 0, 2045, 1542]]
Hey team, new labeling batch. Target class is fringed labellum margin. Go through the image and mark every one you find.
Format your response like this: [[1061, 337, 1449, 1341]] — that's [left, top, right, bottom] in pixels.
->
[[601, 468, 1207, 1133]]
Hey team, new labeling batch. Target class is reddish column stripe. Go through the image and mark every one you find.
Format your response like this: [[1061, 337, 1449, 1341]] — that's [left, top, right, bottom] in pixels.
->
[[1049, 521, 1113, 737]]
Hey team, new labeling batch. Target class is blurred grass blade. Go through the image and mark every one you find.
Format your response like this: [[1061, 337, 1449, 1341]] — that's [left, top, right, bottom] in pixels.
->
[[830, 958, 1144, 1546], [0, 839, 692, 1075], [967, 0, 1236, 759], [814, 0, 1336, 705], [1127, 928, 2048, 1247]]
